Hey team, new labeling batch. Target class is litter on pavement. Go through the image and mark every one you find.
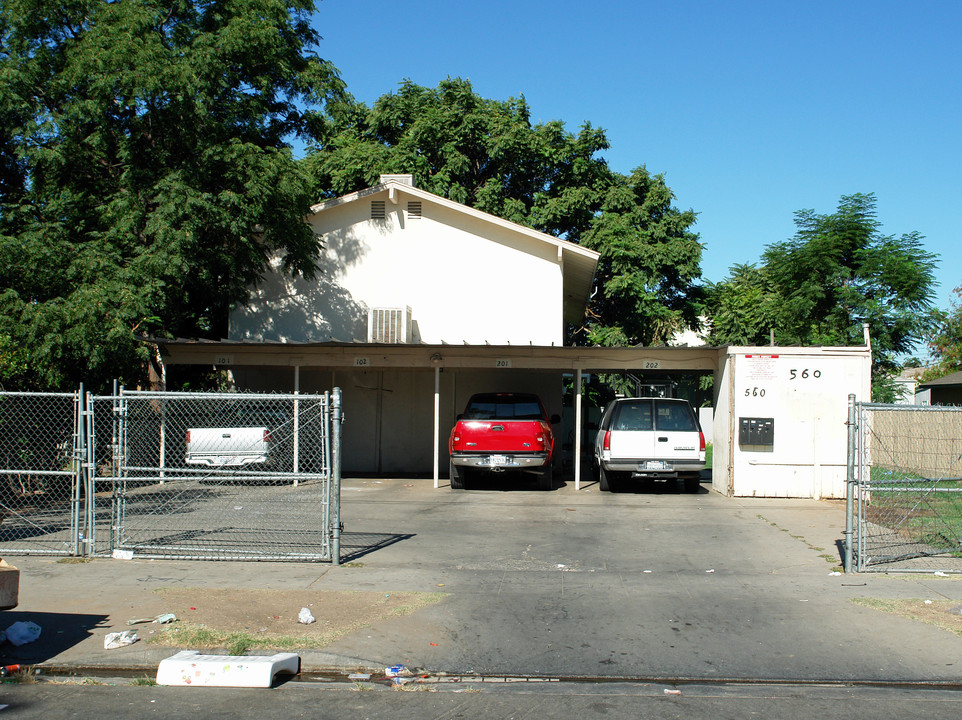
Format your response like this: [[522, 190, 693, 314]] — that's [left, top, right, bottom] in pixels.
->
[[104, 630, 139, 650], [3, 621, 41, 647], [127, 613, 177, 626]]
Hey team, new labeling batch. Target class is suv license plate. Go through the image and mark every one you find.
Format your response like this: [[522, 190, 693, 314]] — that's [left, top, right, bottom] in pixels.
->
[[642, 460, 670, 471]]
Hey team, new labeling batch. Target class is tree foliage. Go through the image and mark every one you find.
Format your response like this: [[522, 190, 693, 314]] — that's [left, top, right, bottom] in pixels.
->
[[922, 284, 962, 381], [306, 78, 702, 346], [703, 193, 939, 398], [0, 0, 343, 391]]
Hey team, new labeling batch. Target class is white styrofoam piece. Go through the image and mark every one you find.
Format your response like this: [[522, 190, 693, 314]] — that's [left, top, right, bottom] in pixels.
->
[[156, 650, 300, 687]]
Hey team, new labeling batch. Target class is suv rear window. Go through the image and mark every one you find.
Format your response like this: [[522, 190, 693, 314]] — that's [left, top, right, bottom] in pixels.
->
[[610, 400, 697, 432], [463, 394, 544, 420]]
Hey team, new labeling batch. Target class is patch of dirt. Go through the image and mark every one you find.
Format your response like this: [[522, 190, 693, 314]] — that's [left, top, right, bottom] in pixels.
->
[[149, 587, 446, 647], [851, 597, 962, 637]]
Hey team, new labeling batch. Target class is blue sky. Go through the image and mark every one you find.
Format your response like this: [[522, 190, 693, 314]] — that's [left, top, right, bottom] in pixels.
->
[[311, 0, 960, 323]]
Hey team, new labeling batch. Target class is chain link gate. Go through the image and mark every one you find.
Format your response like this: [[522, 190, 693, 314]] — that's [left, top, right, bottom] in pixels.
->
[[849, 400, 962, 572], [0, 391, 85, 556], [0, 388, 343, 563]]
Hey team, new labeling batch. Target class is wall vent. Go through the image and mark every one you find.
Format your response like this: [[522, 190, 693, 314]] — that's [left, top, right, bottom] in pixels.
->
[[407, 201, 422, 219], [371, 200, 385, 220], [368, 306, 413, 344]]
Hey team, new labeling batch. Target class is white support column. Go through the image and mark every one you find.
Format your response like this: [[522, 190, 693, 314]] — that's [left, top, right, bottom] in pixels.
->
[[574, 368, 583, 491], [433, 366, 441, 489]]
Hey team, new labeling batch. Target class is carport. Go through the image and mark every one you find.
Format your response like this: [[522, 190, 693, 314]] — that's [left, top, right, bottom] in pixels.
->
[[151, 338, 872, 498]]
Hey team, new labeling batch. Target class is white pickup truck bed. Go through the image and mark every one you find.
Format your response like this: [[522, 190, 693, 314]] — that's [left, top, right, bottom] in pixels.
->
[[185, 426, 271, 467]]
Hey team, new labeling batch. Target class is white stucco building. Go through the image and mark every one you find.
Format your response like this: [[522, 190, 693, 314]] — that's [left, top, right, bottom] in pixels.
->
[[230, 174, 598, 347], [156, 175, 874, 498]]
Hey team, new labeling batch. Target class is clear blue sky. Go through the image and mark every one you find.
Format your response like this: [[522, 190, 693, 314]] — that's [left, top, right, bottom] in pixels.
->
[[311, 0, 960, 323]]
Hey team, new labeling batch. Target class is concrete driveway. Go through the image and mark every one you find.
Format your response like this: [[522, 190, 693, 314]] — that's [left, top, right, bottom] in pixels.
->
[[5, 475, 961, 686], [319, 475, 962, 682]]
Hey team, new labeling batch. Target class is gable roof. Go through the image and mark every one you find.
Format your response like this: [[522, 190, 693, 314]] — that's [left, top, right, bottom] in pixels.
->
[[309, 177, 601, 323]]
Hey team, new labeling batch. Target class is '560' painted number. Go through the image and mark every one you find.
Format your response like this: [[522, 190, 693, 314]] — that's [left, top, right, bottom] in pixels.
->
[[789, 368, 822, 380]]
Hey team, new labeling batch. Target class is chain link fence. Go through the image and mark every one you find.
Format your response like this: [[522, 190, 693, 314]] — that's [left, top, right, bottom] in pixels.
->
[[0, 391, 83, 555], [850, 401, 962, 572], [0, 388, 342, 563]]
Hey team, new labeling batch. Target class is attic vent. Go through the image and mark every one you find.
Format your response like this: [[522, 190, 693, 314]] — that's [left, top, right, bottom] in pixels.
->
[[371, 200, 385, 220], [407, 201, 422, 219], [368, 306, 413, 344]]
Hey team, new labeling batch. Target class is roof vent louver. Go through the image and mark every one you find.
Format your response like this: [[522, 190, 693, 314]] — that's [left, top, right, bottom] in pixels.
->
[[368, 306, 413, 344], [407, 201, 422, 219], [371, 200, 385, 220]]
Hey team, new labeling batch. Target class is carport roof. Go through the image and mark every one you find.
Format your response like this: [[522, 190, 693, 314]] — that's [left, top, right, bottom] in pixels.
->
[[151, 338, 725, 372]]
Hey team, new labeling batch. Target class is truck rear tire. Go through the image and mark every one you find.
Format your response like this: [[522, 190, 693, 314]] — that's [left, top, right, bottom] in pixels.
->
[[450, 461, 466, 490]]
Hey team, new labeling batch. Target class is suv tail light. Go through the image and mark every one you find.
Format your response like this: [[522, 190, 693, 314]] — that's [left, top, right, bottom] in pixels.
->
[[699, 431, 706, 452], [185, 430, 191, 444], [602, 430, 611, 452]]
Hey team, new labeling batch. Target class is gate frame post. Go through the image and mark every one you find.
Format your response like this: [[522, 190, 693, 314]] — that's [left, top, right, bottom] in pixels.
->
[[844, 393, 856, 573], [330, 387, 342, 566]]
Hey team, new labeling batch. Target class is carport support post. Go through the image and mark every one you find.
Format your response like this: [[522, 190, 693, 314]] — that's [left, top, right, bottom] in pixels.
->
[[844, 393, 856, 572], [574, 369, 583, 491], [433, 366, 440, 489]]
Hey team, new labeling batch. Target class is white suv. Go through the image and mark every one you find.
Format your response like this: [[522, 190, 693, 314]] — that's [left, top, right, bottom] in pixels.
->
[[593, 398, 705, 492]]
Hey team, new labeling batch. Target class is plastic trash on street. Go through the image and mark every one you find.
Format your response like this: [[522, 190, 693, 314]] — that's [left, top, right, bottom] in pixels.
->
[[104, 630, 139, 649], [4, 621, 40, 647], [297, 607, 316, 624]]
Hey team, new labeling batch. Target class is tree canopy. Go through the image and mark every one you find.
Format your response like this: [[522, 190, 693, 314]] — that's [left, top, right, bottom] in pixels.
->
[[922, 284, 962, 382], [306, 78, 703, 347], [703, 193, 939, 399], [0, 0, 343, 391]]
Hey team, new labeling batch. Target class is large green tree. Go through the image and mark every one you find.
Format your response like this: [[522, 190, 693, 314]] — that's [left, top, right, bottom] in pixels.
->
[[0, 0, 343, 391], [704, 193, 939, 399], [922, 284, 962, 381], [306, 78, 703, 346]]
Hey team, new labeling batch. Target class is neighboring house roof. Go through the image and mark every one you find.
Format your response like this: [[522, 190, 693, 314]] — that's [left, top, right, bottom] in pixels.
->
[[918, 371, 962, 388], [309, 176, 601, 323]]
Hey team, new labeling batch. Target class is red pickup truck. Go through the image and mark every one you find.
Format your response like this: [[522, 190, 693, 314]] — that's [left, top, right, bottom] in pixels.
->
[[448, 392, 560, 490]]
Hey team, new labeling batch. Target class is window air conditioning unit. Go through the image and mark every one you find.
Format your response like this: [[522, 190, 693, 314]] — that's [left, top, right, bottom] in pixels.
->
[[368, 306, 413, 344]]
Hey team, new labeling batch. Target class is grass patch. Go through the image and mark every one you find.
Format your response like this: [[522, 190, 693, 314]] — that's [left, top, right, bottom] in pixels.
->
[[851, 597, 962, 638], [145, 588, 448, 653], [56, 557, 91, 564], [130, 676, 157, 686]]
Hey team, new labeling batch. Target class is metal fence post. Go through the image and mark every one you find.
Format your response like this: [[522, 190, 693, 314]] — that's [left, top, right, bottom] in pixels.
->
[[844, 393, 856, 572], [330, 387, 342, 566]]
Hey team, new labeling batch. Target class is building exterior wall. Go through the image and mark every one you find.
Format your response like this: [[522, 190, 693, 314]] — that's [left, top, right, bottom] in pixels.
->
[[226, 364, 562, 476], [229, 188, 565, 346], [712, 347, 872, 499]]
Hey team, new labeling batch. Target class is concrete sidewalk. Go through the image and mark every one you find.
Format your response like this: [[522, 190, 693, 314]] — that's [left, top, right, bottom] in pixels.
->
[[1, 477, 960, 682]]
